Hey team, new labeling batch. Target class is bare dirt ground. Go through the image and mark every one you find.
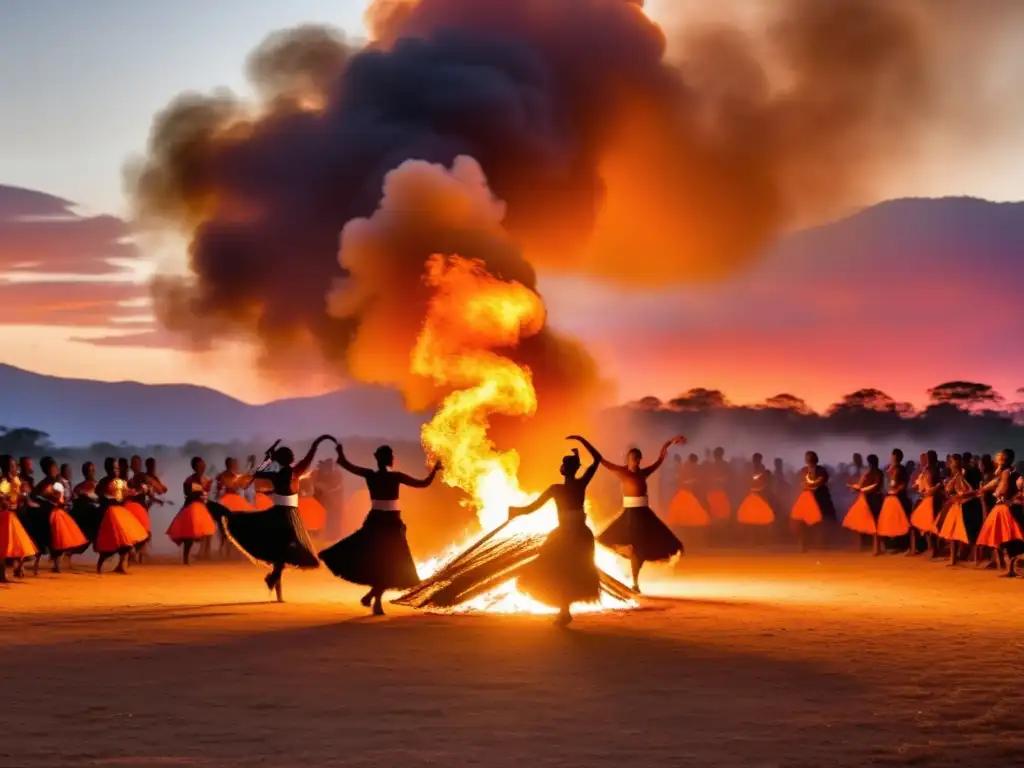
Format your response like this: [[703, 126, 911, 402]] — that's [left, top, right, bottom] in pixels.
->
[[3, 552, 1024, 767]]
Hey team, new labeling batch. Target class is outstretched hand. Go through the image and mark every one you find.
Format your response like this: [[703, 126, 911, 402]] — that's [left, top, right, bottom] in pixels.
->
[[432, 461, 443, 473], [669, 435, 687, 446]]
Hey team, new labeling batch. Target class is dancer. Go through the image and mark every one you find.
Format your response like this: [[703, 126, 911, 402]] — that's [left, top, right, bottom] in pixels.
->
[[508, 438, 604, 626], [667, 454, 711, 532], [0, 454, 38, 581], [790, 451, 835, 552], [320, 443, 440, 615], [843, 454, 885, 554], [736, 454, 777, 536], [166, 457, 217, 565], [876, 449, 912, 552], [94, 458, 150, 574], [224, 436, 334, 601], [937, 454, 984, 566], [70, 462, 103, 546], [974, 449, 1023, 576], [704, 447, 732, 523], [908, 450, 944, 558], [123, 455, 153, 561], [570, 435, 685, 593], [31, 457, 88, 572]]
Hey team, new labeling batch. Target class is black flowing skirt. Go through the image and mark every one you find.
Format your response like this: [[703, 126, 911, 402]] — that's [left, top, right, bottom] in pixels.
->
[[319, 509, 419, 589], [518, 519, 601, 608], [18, 504, 50, 554], [597, 506, 683, 563], [222, 505, 319, 569], [71, 498, 103, 544]]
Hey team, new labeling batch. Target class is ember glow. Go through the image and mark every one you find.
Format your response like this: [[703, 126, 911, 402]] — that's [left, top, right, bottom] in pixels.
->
[[411, 254, 634, 614]]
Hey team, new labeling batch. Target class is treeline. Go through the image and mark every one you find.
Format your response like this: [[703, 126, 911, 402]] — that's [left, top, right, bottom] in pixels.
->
[[616, 381, 1024, 456]]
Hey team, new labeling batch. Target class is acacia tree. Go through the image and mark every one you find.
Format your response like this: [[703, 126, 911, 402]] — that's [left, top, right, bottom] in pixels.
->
[[927, 381, 1004, 411], [761, 393, 814, 415], [669, 388, 730, 412]]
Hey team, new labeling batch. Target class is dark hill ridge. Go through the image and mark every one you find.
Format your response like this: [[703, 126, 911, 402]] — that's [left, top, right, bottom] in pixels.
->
[[0, 364, 423, 446]]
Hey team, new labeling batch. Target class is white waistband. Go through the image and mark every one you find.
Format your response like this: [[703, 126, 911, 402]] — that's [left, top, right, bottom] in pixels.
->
[[624, 496, 649, 508], [371, 499, 399, 511], [273, 494, 299, 507]]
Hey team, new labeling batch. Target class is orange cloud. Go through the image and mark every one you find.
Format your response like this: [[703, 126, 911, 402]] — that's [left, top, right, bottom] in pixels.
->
[[0, 281, 149, 327]]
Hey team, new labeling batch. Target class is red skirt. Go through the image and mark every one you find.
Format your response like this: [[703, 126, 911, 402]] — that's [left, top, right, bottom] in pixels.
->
[[298, 496, 327, 532], [666, 490, 710, 527], [95, 505, 149, 554], [976, 504, 1024, 548], [909, 496, 939, 535], [49, 507, 89, 552], [1, 509, 38, 559], [253, 493, 273, 511], [791, 491, 824, 526], [218, 493, 253, 513], [877, 496, 911, 538], [705, 490, 732, 521], [122, 500, 151, 533], [166, 502, 218, 544], [736, 493, 775, 525]]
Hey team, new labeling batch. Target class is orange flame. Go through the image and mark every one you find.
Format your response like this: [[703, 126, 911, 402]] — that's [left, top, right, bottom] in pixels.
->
[[411, 254, 633, 613]]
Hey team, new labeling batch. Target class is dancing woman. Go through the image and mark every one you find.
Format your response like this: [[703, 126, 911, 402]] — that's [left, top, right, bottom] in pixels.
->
[[667, 454, 711, 531], [876, 449, 912, 552], [908, 451, 945, 558], [224, 436, 334, 601], [572, 435, 684, 593], [736, 453, 777, 538], [31, 457, 88, 572], [95, 458, 150, 574], [790, 451, 836, 552], [210, 457, 254, 557], [937, 454, 984, 566], [166, 457, 218, 565], [70, 462, 102, 546], [0, 454, 37, 582], [319, 444, 440, 615], [507, 438, 603, 626], [843, 454, 885, 554], [973, 449, 1023, 576]]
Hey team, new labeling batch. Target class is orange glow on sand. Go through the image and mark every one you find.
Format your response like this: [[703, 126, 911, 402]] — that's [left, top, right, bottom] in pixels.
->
[[411, 254, 634, 614]]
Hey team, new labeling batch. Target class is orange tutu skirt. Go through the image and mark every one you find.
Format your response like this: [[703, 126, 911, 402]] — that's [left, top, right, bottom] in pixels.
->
[[253, 493, 273, 511], [1, 509, 39, 559], [877, 496, 911, 537], [909, 497, 938, 535], [706, 490, 732, 521], [843, 496, 877, 535], [976, 504, 1024, 548], [95, 505, 149, 554], [938, 503, 973, 544], [790, 491, 824, 526], [49, 508, 88, 552], [666, 489, 711, 527], [736, 493, 775, 525], [298, 496, 327, 532], [166, 502, 217, 544], [218, 493, 254, 513], [122, 500, 151, 533]]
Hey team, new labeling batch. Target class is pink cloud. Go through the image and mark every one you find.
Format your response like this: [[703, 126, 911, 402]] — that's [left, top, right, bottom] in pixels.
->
[[0, 280, 149, 326]]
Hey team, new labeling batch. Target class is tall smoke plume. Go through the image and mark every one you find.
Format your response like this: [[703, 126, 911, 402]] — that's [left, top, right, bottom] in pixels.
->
[[127, 0, 1022, 474]]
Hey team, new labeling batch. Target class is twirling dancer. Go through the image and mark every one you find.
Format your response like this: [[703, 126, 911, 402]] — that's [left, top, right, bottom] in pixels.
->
[[974, 449, 1023, 576], [319, 444, 440, 615], [166, 457, 217, 565], [908, 450, 945, 558], [575, 435, 685, 592], [736, 454, 777, 539], [843, 454, 885, 554], [94, 458, 150, 574], [1, 454, 37, 581], [224, 436, 333, 602], [790, 451, 835, 552], [507, 438, 604, 626], [937, 454, 984, 566], [31, 457, 88, 572], [667, 454, 711, 532], [876, 449, 912, 552], [704, 447, 733, 524]]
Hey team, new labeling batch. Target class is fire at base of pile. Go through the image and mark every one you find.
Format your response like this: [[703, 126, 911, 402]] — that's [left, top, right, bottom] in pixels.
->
[[395, 520, 638, 615]]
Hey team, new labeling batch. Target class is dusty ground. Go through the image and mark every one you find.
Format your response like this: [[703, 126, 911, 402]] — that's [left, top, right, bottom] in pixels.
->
[[3, 552, 1024, 767]]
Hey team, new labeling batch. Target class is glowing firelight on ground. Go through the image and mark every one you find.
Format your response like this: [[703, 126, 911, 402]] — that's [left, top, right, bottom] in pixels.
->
[[410, 255, 635, 614]]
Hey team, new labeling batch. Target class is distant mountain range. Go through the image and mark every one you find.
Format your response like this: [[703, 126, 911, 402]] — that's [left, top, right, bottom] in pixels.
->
[[0, 364, 424, 447]]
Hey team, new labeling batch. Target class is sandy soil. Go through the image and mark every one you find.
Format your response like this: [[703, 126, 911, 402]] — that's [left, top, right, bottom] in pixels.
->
[[3, 552, 1024, 768]]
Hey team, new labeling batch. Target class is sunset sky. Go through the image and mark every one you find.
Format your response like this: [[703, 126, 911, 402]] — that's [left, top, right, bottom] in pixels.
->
[[2, 0, 1023, 411]]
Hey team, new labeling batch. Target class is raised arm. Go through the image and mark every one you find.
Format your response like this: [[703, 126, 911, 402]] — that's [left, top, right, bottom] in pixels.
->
[[509, 485, 555, 519], [398, 462, 442, 489], [294, 435, 337, 476], [335, 443, 372, 479], [642, 436, 686, 477]]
